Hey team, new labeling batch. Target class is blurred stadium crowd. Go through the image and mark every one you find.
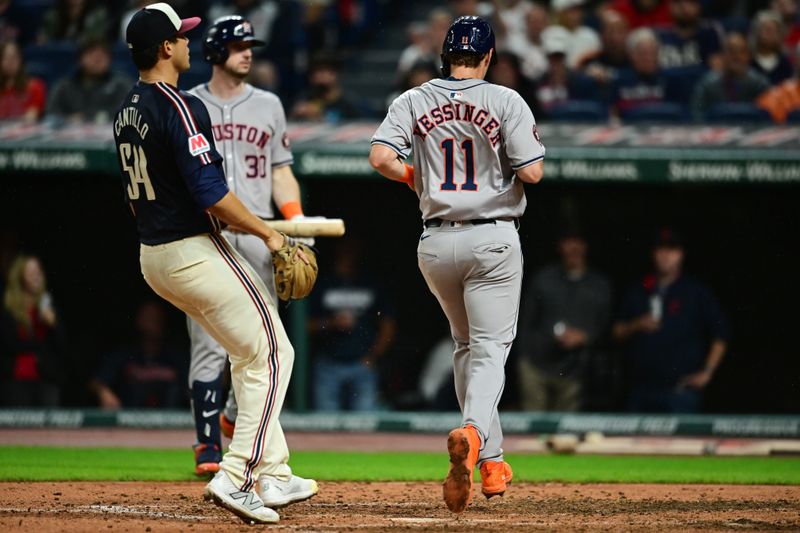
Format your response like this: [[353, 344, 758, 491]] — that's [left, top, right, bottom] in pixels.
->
[[0, 0, 794, 415], [2, 0, 800, 124]]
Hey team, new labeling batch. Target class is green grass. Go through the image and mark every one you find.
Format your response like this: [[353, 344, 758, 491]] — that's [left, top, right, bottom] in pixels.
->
[[0, 447, 798, 484]]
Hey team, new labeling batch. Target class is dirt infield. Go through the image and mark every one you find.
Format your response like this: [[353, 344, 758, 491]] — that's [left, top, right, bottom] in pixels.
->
[[1, 481, 798, 532]]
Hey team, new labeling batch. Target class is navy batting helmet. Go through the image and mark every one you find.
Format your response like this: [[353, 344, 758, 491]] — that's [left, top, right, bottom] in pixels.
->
[[203, 16, 265, 64], [440, 16, 497, 77]]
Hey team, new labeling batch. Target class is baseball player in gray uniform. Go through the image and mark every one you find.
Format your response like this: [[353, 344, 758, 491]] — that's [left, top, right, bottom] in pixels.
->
[[186, 15, 312, 494], [369, 16, 544, 513]]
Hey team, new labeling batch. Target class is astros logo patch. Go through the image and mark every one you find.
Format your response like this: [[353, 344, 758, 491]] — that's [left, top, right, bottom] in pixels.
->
[[188, 133, 211, 156]]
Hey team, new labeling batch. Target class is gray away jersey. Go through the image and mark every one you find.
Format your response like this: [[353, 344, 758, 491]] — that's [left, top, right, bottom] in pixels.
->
[[372, 78, 545, 221], [189, 83, 293, 219]]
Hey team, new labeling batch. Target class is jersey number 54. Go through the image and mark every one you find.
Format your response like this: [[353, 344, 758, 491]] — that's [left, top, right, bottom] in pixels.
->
[[119, 143, 156, 201]]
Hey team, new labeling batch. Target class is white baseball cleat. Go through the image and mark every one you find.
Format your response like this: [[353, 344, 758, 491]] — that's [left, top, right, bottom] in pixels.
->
[[257, 474, 319, 508], [204, 470, 280, 524]]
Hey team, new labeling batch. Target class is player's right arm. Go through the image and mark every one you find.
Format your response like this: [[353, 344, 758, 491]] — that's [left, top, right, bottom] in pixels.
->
[[207, 192, 284, 251]]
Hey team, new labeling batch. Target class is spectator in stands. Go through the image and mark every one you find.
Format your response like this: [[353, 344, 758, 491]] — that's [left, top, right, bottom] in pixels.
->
[[656, 0, 724, 70], [516, 228, 611, 411], [758, 42, 800, 122], [387, 60, 439, 108], [0, 0, 26, 44], [0, 255, 63, 407], [772, 0, 800, 51], [249, 58, 280, 93], [118, 1, 157, 43], [613, 229, 729, 413], [691, 32, 771, 121], [504, 2, 548, 82], [750, 10, 794, 85], [38, 0, 109, 44], [542, 0, 601, 69], [449, 0, 493, 18], [0, 41, 46, 123], [209, 0, 279, 45], [91, 301, 186, 409], [291, 54, 362, 122], [397, 10, 451, 78], [494, 0, 535, 51], [46, 38, 131, 124], [608, 0, 672, 29], [534, 26, 597, 117], [584, 10, 631, 90], [612, 28, 668, 116], [309, 239, 397, 411], [487, 52, 537, 107]]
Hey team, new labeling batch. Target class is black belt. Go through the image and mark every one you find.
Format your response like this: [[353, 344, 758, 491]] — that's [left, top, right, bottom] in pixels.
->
[[423, 218, 513, 228]]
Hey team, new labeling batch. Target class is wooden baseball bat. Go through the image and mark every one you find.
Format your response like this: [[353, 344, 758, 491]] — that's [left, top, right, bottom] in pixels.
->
[[264, 218, 346, 237]]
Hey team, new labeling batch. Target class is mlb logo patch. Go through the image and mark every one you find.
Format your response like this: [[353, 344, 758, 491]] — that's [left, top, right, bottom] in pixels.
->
[[131, 94, 139, 103], [188, 133, 211, 156], [450, 91, 463, 99]]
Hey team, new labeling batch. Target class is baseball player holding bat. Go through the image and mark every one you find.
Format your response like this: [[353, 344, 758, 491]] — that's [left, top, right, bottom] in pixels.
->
[[369, 16, 545, 513], [114, 3, 317, 524], [186, 15, 310, 483]]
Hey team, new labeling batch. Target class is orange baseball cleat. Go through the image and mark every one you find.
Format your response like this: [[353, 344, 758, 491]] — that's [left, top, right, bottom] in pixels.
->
[[479, 460, 513, 498], [220, 413, 235, 439], [442, 425, 481, 513], [194, 443, 221, 476]]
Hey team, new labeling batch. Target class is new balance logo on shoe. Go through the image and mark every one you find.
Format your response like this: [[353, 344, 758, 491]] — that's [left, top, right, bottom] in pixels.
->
[[230, 491, 264, 511]]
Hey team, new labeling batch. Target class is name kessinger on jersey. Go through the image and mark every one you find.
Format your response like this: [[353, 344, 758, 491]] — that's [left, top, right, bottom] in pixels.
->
[[413, 102, 501, 147], [114, 106, 149, 139]]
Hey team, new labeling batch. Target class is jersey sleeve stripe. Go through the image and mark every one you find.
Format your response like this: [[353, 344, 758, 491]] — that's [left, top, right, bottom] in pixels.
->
[[155, 82, 212, 166], [371, 139, 408, 158], [511, 155, 544, 170], [271, 158, 294, 168]]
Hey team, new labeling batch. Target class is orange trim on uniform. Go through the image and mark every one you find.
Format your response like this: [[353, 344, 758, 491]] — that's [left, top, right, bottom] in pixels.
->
[[401, 163, 414, 185], [279, 200, 303, 220]]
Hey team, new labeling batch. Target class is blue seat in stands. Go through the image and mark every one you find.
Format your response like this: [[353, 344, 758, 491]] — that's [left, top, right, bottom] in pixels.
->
[[23, 42, 78, 88], [784, 109, 800, 124], [705, 103, 772, 124], [621, 102, 689, 124], [548, 100, 608, 123]]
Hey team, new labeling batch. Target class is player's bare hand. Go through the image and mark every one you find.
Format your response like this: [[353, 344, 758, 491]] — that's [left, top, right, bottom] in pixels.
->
[[295, 246, 311, 265], [264, 231, 285, 252], [677, 369, 713, 390]]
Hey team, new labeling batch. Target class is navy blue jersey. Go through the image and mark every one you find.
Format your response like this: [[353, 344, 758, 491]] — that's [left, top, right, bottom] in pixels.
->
[[113, 81, 229, 245], [657, 22, 723, 69]]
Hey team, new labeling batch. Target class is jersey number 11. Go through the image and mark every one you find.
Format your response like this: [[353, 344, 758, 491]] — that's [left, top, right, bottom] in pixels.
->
[[440, 138, 477, 192]]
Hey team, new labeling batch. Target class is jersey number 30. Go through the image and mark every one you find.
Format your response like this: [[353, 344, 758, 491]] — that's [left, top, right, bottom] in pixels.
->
[[440, 138, 477, 192], [120, 143, 156, 201]]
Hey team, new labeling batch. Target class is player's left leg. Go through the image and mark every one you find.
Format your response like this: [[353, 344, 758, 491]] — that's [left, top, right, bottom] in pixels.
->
[[218, 233, 278, 432], [460, 221, 523, 495], [187, 317, 228, 475]]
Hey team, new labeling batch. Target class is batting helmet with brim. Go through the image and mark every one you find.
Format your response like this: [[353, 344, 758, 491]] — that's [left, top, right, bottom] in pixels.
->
[[203, 15, 265, 64], [440, 16, 497, 77]]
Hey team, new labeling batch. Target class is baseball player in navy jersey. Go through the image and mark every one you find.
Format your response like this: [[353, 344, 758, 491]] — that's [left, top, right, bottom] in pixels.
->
[[114, 3, 315, 524], [186, 16, 310, 483], [369, 16, 545, 513]]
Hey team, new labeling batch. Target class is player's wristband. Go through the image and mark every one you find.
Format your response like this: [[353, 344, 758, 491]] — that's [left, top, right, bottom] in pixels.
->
[[279, 200, 303, 220], [401, 164, 414, 185]]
